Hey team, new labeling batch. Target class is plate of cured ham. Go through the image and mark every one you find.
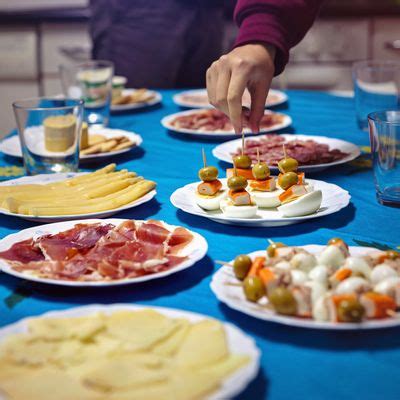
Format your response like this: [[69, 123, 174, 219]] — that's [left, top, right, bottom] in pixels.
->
[[0, 218, 208, 286], [161, 109, 292, 138], [211, 241, 400, 330], [173, 88, 288, 109], [212, 134, 360, 173]]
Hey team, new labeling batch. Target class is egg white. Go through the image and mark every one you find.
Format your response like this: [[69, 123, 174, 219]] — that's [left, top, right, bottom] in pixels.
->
[[220, 198, 258, 218], [277, 190, 322, 217], [195, 190, 227, 211], [249, 188, 283, 208]]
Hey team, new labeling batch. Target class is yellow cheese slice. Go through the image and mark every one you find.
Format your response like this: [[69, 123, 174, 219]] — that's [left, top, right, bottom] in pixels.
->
[[152, 319, 190, 356], [105, 310, 180, 351], [0, 368, 102, 400], [28, 313, 105, 341], [174, 320, 228, 369]]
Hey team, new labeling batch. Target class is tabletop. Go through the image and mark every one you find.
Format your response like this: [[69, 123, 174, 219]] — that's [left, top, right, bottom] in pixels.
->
[[0, 89, 399, 400]]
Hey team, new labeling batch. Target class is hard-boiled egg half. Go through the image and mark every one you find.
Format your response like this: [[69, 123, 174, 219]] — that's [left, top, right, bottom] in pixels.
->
[[277, 190, 322, 217]]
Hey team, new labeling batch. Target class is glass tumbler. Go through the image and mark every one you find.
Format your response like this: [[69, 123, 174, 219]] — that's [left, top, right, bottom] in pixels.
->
[[368, 110, 400, 207], [352, 60, 400, 130], [13, 98, 83, 175], [60, 60, 114, 128]]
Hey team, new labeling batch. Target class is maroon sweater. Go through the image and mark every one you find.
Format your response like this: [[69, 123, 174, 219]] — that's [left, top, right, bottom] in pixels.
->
[[234, 0, 324, 75]]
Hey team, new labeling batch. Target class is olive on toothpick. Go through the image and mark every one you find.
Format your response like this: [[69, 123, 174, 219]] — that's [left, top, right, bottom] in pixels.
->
[[252, 147, 270, 180], [198, 148, 218, 181], [233, 131, 252, 169], [277, 144, 298, 173]]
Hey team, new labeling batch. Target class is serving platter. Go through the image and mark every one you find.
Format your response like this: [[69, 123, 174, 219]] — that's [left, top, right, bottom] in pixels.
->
[[0, 218, 207, 287], [161, 109, 292, 138], [212, 134, 361, 173], [0, 128, 142, 163], [0, 304, 260, 399], [170, 178, 350, 227], [173, 88, 288, 109], [211, 246, 400, 330], [111, 88, 162, 112], [0, 172, 156, 222]]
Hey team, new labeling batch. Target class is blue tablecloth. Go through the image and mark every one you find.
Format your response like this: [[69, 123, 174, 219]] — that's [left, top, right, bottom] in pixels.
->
[[0, 90, 399, 400]]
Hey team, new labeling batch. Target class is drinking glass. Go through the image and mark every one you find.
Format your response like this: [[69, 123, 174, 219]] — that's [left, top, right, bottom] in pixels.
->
[[59, 60, 114, 128], [352, 60, 400, 130], [368, 110, 400, 207], [13, 97, 83, 175]]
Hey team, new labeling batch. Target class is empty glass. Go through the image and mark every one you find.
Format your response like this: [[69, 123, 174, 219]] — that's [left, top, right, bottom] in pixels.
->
[[353, 60, 400, 130], [60, 60, 114, 128], [368, 110, 400, 207], [13, 98, 83, 175]]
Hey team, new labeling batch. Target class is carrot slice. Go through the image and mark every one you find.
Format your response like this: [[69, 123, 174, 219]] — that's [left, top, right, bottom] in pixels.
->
[[258, 267, 276, 285], [248, 256, 266, 277], [334, 268, 352, 282], [361, 292, 396, 319]]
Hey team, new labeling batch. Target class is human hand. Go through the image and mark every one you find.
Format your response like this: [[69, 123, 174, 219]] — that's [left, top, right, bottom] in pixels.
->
[[206, 43, 275, 134]]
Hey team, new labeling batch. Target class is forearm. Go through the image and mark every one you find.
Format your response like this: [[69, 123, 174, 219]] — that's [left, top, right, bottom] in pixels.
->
[[234, 0, 324, 75]]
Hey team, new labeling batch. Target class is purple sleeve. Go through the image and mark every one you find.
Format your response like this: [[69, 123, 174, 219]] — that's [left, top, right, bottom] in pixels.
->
[[234, 0, 323, 75]]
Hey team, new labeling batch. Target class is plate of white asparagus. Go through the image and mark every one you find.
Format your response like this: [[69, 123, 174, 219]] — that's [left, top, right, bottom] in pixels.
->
[[0, 164, 156, 222]]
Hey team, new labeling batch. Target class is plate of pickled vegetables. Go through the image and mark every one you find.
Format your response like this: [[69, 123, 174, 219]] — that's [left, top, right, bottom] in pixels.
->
[[211, 239, 400, 329]]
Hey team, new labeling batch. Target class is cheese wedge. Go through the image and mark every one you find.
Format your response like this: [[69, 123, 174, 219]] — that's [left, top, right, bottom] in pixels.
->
[[44, 114, 77, 152]]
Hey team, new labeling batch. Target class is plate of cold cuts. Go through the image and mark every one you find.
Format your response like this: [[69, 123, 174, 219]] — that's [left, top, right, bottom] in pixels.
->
[[0, 218, 208, 287], [161, 109, 292, 138], [173, 88, 288, 109], [212, 134, 360, 173]]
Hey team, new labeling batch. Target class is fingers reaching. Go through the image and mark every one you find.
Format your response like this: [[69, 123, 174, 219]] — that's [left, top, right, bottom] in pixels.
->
[[248, 80, 269, 133]]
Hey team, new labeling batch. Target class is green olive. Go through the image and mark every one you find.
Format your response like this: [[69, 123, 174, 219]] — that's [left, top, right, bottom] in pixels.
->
[[252, 162, 270, 180], [267, 242, 286, 258], [337, 299, 365, 323], [243, 276, 265, 302], [233, 154, 252, 169], [199, 166, 218, 182], [278, 157, 298, 173], [233, 255, 252, 280], [268, 286, 297, 315], [227, 175, 247, 191], [278, 172, 298, 190]]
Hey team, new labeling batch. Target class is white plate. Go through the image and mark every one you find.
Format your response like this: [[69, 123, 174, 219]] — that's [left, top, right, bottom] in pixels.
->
[[0, 128, 142, 163], [212, 134, 361, 173], [170, 178, 350, 227], [0, 218, 207, 287], [211, 245, 400, 330], [0, 173, 156, 222], [173, 88, 288, 108], [111, 88, 162, 111], [161, 109, 292, 138], [0, 304, 260, 399]]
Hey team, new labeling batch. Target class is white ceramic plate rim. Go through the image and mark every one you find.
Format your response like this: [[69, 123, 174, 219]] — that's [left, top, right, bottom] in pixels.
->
[[161, 109, 292, 137], [170, 178, 350, 224], [0, 218, 208, 287], [172, 88, 288, 108], [0, 303, 260, 400], [212, 133, 361, 172], [0, 128, 143, 162], [111, 89, 162, 111], [0, 173, 156, 222], [211, 245, 400, 330]]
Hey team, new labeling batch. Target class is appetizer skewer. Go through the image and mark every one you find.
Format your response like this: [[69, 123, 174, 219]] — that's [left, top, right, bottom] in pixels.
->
[[220, 164, 258, 218], [195, 149, 227, 210], [222, 238, 400, 323]]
